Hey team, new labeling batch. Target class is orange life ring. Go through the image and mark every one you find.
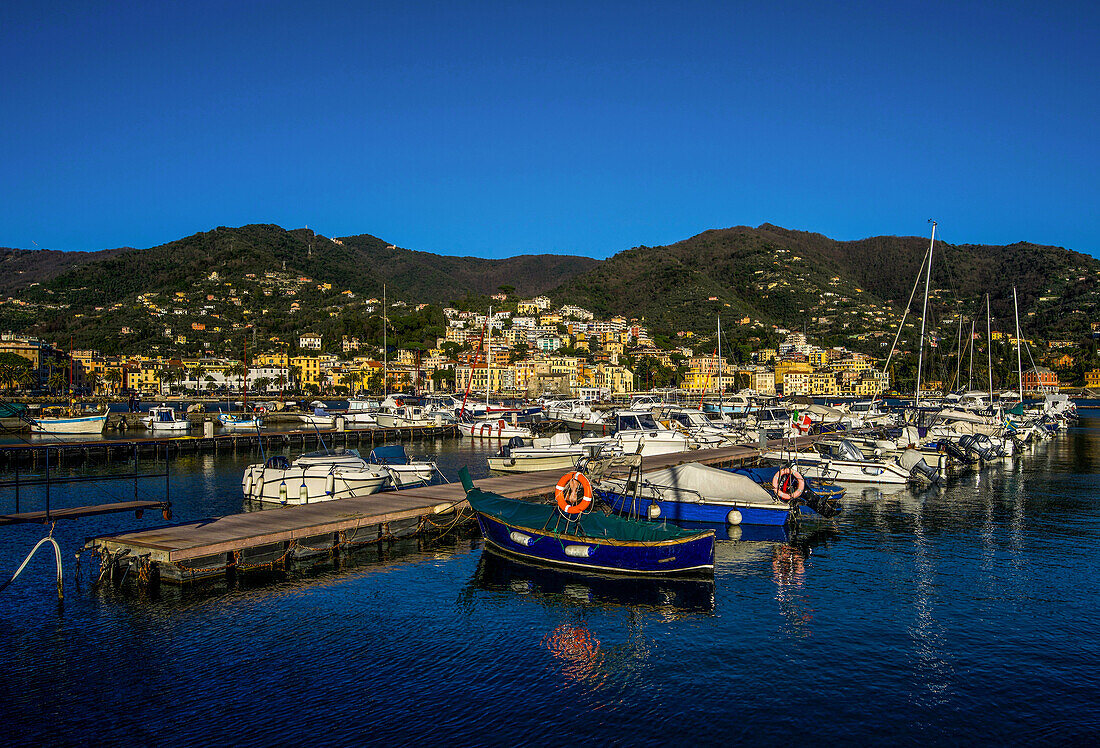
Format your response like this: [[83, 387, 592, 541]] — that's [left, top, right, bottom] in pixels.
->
[[555, 471, 593, 515], [772, 467, 805, 501]]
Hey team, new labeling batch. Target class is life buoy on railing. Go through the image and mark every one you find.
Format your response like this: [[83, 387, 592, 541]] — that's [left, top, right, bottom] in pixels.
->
[[555, 471, 593, 515], [480, 424, 491, 437], [772, 467, 805, 501]]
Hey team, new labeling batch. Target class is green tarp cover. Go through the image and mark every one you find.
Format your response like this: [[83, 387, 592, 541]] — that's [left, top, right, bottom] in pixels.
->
[[466, 488, 706, 543], [0, 402, 28, 417]]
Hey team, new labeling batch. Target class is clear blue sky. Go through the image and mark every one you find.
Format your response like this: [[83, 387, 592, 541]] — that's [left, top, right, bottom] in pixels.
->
[[1, 0, 1096, 258]]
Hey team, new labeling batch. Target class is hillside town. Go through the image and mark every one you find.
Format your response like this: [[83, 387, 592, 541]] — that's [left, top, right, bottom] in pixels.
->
[[0, 291, 1083, 400]]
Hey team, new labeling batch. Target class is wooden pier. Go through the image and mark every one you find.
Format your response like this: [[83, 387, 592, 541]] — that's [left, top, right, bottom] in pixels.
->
[[0, 424, 459, 465], [85, 439, 812, 586]]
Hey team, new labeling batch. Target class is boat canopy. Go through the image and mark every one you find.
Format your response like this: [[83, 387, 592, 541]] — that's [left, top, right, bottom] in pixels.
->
[[641, 463, 775, 503], [369, 445, 410, 465]]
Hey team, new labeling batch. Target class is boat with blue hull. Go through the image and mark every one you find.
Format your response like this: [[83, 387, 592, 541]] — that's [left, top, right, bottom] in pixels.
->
[[594, 461, 795, 526], [727, 465, 844, 518], [460, 468, 715, 576]]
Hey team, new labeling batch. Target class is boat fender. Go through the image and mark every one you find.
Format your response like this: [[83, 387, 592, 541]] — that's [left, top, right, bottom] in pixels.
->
[[243, 471, 254, 497], [727, 509, 743, 525], [565, 545, 594, 558], [772, 468, 805, 501], [326, 472, 336, 496], [555, 471, 593, 515], [509, 531, 535, 547], [279, 481, 288, 505], [300, 483, 309, 504], [647, 503, 661, 519], [432, 502, 452, 514]]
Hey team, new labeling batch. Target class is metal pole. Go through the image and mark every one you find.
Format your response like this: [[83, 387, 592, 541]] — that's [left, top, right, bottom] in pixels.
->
[[1014, 286, 1024, 398], [45, 447, 50, 522], [915, 220, 936, 408], [987, 294, 993, 399]]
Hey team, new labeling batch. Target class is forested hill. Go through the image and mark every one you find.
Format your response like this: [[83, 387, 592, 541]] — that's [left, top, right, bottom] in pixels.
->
[[554, 223, 1100, 342], [2, 222, 1097, 357], [7, 224, 598, 306]]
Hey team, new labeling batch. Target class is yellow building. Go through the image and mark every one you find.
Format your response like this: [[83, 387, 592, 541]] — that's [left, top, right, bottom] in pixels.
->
[[782, 371, 811, 396], [291, 355, 323, 389], [774, 360, 813, 388], [456, 363, 515, 395], [1087, 369, 1100, 389], [256, 351, 290, 368], [810, 371, 839, 397]]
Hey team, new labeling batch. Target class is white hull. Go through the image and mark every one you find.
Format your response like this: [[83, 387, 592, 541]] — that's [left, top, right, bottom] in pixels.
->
[[242, 463, 389, 504], [487, 452, 583, 473], [146, 420, 191, 431], [30, 414, 108, 434], [380, 463, 436, 488], [763, 451, 911, 484], [615, 432, 693, 457], [220, 418, 263, 431], [458, 420, 533, 439]]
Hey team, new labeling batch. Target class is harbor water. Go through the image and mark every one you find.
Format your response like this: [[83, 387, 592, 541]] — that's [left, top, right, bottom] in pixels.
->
[[2, 414, 1099, 745]]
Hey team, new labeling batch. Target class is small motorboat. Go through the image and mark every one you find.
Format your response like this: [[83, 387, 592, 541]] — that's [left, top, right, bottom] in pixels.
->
[[461, 467, 714, 576], [486, 433, 599, 473], [299, 406, 337, 429], [242, 447, 390, 504], [143, 405, 191, 432], [218, 407, 264, 431]]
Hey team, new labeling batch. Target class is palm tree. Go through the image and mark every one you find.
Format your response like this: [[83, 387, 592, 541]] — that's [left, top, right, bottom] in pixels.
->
[[254, 376, 272, 394], [86, 372, 101, 396], [48, 369, 68, 396], [103, 369, 122, 395], [340, 371, 362, 394], [189, 363, 207, 393], [274, 372, 288, 393], [226, 362, 247, 394]]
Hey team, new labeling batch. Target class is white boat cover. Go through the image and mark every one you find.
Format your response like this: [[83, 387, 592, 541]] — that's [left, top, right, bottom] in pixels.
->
[[641, 463, 775, 503]]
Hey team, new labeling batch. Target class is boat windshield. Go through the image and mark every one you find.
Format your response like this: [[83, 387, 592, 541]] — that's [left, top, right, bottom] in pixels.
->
[[619, 412, 660, 430]]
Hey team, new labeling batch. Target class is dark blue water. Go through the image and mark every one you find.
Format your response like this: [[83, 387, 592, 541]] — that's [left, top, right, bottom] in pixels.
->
[[2, 417, 1099, 745]]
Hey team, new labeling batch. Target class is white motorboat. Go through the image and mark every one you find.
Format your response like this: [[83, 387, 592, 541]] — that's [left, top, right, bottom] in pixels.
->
[[29, 406, 108, 434], [375, 398, 438, 428], [242, 447, 390, 504], [344, 397, 380, 427], [299, 407, 337, 429], [367, 444, 439, 488], [763, 439, 914, 484], [611, 410, 694, 456], [143, 406, 191, 432], [486, 432, 612, 473]]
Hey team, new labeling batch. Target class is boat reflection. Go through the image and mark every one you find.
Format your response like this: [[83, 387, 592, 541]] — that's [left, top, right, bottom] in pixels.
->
[[471, 548, 716, 615]]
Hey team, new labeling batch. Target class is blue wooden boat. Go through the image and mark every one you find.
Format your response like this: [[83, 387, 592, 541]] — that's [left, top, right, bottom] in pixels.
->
[[595, 462, 795, 526], [727, 466, 844, 518], [460, 468, 715, 576]]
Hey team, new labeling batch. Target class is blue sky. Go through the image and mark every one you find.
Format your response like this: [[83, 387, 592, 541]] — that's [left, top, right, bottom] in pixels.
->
[[1, 1, 1096, 258]]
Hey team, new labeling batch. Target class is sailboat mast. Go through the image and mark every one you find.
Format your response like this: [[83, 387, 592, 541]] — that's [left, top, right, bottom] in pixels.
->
[[968, 319, 975, 390], [1014, 286, 1023, 399], [986, 294, 993, 399], [383, 283, 388, 398], [717, 315, 723, 413], [955, 315, 963, 391], [486, 305, 492, 409], [915, 220, 936, 407]]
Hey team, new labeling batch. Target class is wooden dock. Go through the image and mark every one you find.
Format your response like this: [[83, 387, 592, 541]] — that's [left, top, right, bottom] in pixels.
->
[[85, 439, 811, 586], [0, 424, 460, 465]]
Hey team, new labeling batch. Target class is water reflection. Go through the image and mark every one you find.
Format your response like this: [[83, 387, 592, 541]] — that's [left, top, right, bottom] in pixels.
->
[[470, 549, 716, 616]]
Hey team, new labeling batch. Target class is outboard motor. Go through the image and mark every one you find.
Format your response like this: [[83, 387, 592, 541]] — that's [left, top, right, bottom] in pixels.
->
[[499, 436, 525, 458], [802, 485, 843, 518], [899, 448, 940, 485], [973, 433, 1004, 458], [938, 439, 976, 465], [958, 434, 997, 462]]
